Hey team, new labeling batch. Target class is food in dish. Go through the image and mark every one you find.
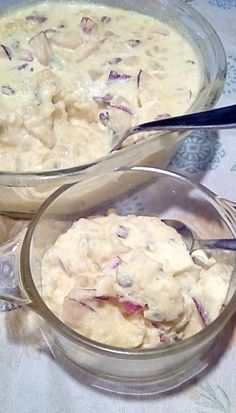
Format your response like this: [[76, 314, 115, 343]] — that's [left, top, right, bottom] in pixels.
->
[[0, 1, 201, 171], [42, 211, 231, 348]]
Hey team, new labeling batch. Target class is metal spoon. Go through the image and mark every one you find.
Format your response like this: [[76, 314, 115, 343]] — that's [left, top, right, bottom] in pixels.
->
[[163, 219, 236, 252], [110, 104, 236, 152]]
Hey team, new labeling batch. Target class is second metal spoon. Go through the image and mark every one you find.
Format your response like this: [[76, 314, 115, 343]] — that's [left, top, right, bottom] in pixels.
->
[[163, 219, 236, 252], [110, 104, 236, 152]]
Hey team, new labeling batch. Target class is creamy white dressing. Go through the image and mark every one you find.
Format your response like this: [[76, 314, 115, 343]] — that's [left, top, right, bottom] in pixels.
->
[[42, 212, 232, 349], [0, 1, 202, 172]]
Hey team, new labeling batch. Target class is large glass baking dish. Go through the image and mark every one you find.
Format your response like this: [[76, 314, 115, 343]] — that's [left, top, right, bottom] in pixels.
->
[[0, 0, 226, 217], [0, 167, 235, 395]]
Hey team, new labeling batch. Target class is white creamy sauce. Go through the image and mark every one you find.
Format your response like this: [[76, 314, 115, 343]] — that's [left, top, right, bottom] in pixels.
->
[[0, 1, 202, 171], [42, 212, 232, 349]]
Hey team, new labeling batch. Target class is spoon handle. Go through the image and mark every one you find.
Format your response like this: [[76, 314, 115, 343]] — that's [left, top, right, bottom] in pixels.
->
[[111, 105, 236, 151], [194, 238, 236, 251], [133, 104, 236, 134]]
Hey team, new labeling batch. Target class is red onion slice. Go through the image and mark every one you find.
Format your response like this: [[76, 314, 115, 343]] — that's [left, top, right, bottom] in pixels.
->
[[58, 259, 68, 274], [111, 256, 122, 269], [152, 321, 161, 328], [93, 93, 113, 104], [108, 70, 131, 82], [29, 31, 53, 66], [95, 296, 110, 301], [1, 44, 12, 60], [192, 297, 209, 327], [80, 17, 95, 34], [110, 105, 133, 115], [95, 295, 143, 314], [137, 69, 142, 88], [78, 300, 96, 312], [118, 298, 144, 314]]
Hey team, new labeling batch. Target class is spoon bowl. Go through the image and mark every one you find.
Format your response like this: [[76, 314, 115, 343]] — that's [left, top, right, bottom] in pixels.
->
[[163, 219, 236, 252]]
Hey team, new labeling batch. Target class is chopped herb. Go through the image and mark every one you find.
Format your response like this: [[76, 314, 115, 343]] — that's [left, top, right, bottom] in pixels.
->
[[33, 90, 41, 106], [116, 272, 133, 288], [11, 40, 20, 50], [18, 50, 34, 62], [117, 225, 130, 238], [155, 113, 171, 120], [127, 39, 141, 47], [173, 335, 181, 343], [1, 85, 15, 96], [101, 16, 111, 23], [106, 57, 122, 65], [58, 22, 66, 29], [99, 111, 110, 126], [26, 14, 47, 24], [17, 63, 28, 70]]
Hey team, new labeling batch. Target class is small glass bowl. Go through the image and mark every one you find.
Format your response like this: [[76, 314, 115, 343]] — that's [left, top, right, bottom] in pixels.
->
[[0, 167, 235, 395], [0, 0, 226, 217]]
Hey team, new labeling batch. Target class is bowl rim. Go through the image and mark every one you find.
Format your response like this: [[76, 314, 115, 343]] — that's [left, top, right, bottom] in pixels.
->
[[20, 166, 236, 358], [0, 0, 227, 185]]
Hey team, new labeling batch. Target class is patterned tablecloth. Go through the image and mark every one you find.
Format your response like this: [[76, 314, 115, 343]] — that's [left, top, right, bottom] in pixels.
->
[[0, 1, 236, 412]]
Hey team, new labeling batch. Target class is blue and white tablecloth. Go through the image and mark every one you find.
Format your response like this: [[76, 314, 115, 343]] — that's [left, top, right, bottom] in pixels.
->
[[0, 1, 236, 412], [170, 0, 236, 205]]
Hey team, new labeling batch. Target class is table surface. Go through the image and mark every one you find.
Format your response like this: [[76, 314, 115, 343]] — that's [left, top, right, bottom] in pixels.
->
[[0, 1, 236, 412]]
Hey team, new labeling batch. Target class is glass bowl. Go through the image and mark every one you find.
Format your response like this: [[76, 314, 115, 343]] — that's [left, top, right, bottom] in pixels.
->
[[0, 0, 226, 217], [0, 167, 235, 395]]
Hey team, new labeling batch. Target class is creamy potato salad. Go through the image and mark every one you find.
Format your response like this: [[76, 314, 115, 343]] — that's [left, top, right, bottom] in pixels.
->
[[42, 212, 231, 349], [0, 1, 201, 172]]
